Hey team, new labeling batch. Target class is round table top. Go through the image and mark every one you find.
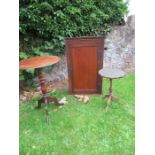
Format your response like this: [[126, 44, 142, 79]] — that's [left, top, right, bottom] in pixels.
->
[[19, 56, 60, 70], [98, 68, 127, 79]]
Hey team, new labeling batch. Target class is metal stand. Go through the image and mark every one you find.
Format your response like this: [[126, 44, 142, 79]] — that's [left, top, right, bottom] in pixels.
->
[[103, 79, 119, 112], [35, 68, 64, 123]]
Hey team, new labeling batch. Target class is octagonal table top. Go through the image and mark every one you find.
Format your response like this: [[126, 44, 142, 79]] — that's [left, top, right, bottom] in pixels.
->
[[98, 68, 127, 79], [19, 56, 60, 70]]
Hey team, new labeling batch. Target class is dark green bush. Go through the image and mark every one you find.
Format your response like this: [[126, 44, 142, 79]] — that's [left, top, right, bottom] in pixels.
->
[[19, 0, 128, 81], [20, 0, 128, 52]]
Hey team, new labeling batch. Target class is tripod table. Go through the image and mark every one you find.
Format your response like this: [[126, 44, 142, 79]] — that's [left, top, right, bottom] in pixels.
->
[[19, 56, 64, 121], [99, 68, 127, 112]]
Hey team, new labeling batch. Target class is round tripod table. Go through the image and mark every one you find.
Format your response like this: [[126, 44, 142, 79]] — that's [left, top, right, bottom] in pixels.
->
[[99, 68, 127, 112], [20, 56, 64, 122]]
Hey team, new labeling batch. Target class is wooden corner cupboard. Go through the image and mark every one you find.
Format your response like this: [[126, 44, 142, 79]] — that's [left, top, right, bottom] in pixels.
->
[[65, 37, 104, 94]]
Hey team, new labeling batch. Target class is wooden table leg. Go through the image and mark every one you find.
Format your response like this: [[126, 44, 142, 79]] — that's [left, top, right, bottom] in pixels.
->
[[35, 68, 64, 109], [105, 95, 112, 112], [103, 78, 121, 111]]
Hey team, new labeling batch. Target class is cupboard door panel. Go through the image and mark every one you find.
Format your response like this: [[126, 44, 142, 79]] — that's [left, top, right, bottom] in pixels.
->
[[72, 47, 97, 92], [66, 37, 104, 94]]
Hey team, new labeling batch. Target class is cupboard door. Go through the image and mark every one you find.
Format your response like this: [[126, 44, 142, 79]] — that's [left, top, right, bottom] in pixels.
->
[[66, 37, 104, 94]]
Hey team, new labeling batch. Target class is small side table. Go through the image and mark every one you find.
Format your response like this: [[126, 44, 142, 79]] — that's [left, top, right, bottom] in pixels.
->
[[98, 68, 127, 111], [19, 56, 64, 122]]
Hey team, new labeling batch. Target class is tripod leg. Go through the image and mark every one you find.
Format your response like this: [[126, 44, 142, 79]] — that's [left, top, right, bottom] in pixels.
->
[[35, 98, 44, 109], [112, 96, 119, 101], [47, 97, 64, 106], [105, 96, 112, 112], [103, 95, 109, 99]]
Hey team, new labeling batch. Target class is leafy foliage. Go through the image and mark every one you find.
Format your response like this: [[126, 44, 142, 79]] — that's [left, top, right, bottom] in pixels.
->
[[19, 0, 128, 81], [20, 0, 128, 51]]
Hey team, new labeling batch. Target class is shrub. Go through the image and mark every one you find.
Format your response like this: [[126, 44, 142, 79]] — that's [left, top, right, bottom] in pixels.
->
[[19, 0, 128, 81]]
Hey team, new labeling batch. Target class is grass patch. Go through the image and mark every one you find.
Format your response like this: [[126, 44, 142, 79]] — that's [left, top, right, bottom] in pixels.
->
[[20, 73, 135, 155]]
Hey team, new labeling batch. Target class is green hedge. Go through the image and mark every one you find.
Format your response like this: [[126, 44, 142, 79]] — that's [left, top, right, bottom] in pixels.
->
[[19, 0, 128, 81], [20, 0, 128, 54]]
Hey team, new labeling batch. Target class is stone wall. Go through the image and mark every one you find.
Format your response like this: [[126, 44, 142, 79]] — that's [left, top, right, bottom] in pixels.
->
[[104, 15, 135, 70], [45, 55, 68, 82], [44, 15, 135, 82]]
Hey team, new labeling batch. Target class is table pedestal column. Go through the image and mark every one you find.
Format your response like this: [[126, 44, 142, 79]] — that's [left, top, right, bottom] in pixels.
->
[[35, 68, 64, 110], [103, 78, 119, 112]]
